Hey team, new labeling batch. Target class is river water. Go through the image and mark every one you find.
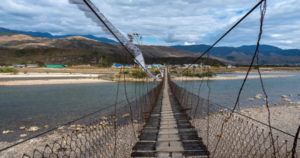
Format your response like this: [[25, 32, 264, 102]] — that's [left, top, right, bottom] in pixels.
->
[[176, 72, 300, 108], [0, 72, 299, 142], [0, 81, 158, 142]]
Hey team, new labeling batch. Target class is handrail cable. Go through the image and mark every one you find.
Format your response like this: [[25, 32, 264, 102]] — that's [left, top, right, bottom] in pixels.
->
[[183, 0, 265, 72]]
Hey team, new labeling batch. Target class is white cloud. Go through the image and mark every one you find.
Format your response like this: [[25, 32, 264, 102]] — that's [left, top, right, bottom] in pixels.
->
[[0, 0, 299, 48], [184, 42, 196, 46], [270, 34, 282, 38], [279, 40, 293, 44]]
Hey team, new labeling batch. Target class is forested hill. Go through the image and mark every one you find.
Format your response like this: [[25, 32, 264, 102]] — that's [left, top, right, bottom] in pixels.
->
[[172, 44, 300, 65]]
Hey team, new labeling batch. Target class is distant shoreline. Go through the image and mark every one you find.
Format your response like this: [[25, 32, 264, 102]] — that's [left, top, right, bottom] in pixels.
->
[[0, 79, 113, 86], [0, 73, 113, 86], [0, 73, 163, 85], [0, 70, 298, 85], [172, 74, 296, 81]]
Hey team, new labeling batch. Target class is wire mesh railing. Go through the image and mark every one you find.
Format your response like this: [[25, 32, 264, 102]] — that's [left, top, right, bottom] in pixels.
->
[[14, 80, 163, 158], [169, 78, 299, 158]]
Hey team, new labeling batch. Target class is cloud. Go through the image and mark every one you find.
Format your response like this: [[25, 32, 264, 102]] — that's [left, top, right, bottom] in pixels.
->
[[184, 42, 196, 46], [0, 0, 299, 48], [270, 34, 282, 38]]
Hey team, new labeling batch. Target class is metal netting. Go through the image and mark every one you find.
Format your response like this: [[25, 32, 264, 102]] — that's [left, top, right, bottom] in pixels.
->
[[169, 79, 299, 158], [17, 81, 163, 158]]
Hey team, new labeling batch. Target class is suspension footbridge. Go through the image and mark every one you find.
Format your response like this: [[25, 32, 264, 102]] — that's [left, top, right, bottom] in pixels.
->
[[131, 69, 209, 157], [0, 0, 299, 157]]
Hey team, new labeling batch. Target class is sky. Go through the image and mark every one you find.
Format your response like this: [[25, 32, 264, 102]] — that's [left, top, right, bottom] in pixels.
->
[[0, 0, 299, 49]]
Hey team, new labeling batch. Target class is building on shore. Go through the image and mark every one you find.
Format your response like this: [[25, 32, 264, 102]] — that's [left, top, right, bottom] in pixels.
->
[[15, 65, 26, 68], [182, 64, 199, 68], [152, 64, 164, 68], [227, 64, 236, 68], [112, 64, 123, 68], [203, 65, 211, 68], [124, 64, 132, 68], [26, 64, 39, 68], [43, 65, 67, 68]]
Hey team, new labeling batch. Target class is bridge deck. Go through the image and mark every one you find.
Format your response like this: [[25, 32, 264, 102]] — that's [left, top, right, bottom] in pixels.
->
[[131, 72, 209, 158]]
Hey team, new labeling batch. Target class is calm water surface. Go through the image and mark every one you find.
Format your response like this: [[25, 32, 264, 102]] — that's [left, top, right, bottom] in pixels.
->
[[0, 81, 157, 141], [176, 72, 300, 108], [0, 72, 299, 142]]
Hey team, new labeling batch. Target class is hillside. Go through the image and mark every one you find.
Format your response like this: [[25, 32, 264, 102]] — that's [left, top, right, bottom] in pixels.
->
[[0, 27, 116, 43], [0, 33, 222, 66], [172, 44, 300, 65]]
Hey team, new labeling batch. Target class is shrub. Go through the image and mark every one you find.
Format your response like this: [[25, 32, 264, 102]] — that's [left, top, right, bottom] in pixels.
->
[[195, 71, 216, 78], [170, 70, 178, 74], [0, 68, 18, 74], [182, 70, 216, 78], [182, 70, 194, 77], [120, 70, 130, 74], [130, 70, 147, 78], [151, 69, 161, 76]]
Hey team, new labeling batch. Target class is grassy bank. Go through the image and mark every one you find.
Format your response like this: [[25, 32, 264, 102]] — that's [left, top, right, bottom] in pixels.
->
[[118, 69, 160, 79], [182, 71, 216, 78], [0, 68, 18, 74]]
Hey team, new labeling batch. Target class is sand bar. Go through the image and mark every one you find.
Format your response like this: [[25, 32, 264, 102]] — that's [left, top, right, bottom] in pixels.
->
[[0, 73, 115, 85], [0, 73, 99, 78], [0, 79, 113, 86], [172, 74, 296, 81], [240, 105, 300, 139]]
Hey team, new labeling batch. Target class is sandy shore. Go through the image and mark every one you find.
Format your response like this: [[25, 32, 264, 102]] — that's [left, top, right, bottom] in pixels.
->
[[0, 78, 113, 86], [0, 123, 139, 158], [193, 104, 300, 156], [0, 73, 164, 85], [172, 74, 295, 81], [0, 73, 114, 86], [0, 72, 99, 78], [240, 105, 300, 137], [0, 105, 298, 157]]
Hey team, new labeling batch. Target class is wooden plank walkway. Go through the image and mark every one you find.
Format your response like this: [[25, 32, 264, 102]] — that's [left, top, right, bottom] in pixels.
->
[[131, 71, 209, 158]]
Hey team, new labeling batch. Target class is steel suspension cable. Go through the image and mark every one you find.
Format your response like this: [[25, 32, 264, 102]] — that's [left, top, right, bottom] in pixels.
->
[[183, 0, 265, 72], [254, 1, 277, 156], [292, 125, 300, 158], [212, 0, 267, 155]]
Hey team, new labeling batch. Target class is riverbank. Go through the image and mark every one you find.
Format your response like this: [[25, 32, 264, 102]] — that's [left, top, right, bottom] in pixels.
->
[[238, 104, 300, 153], [0, 72, 99, 78], [241, 102, 300, 135], [0, 72, 164, 85], [172, 74, 296, 81], [0, 73, 114, 85], [0, 123, 139, 158], [240, 104, 300, 137], [0, 78, 114, 86], [194, 104, 300, 156], [1, 104, 298, 157]]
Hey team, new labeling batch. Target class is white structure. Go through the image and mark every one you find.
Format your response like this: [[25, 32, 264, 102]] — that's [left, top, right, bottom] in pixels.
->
[[27, 64, 39, 68]]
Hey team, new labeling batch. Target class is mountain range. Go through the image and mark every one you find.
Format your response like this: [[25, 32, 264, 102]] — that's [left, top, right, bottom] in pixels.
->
[[0, 27, 117, 43], [0, 28, 222, 66], [0, 27, 300, 65], [172, 44, 300, 65]]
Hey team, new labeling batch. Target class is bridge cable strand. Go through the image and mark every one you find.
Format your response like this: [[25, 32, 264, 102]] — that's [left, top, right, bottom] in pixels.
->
[[183, 0, 265, 72], [192, 74, 204, 123], [206, 54, 212, 151], [122, 50, 138, 140], [113, 62, 123, 157], [0, 97, 131, 152], [211, 0, 268, 155], [255, 0, 277, 157], [69, 0, 157, 79], [292, 125, 300, 158]]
